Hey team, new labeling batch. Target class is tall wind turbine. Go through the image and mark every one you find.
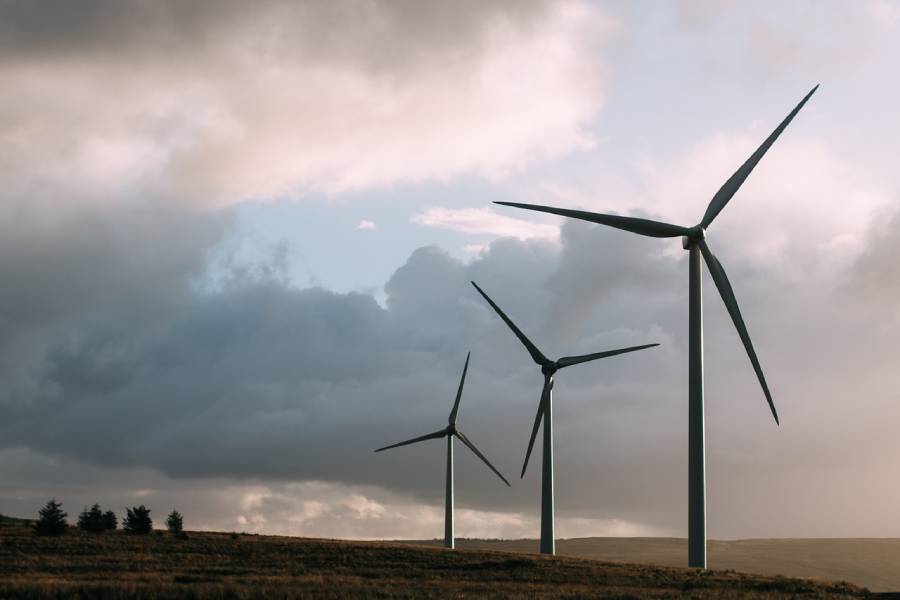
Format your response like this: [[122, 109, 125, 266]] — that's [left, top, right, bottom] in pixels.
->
[[374, 352, 509, 549], [471, 281, 658, 555], [494, 85, 818, 568]]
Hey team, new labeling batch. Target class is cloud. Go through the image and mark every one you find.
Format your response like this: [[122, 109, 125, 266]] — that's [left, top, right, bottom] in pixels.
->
[[669, 0, 897, 83], [844, 204, 900, 317], [516, 124, 892, 282], [0, 447, 670, 539], [632, 132, 892, 286], [4, 193, 900, 539], [0, 201, 227, 409], [0, 0, 611, 207], [3, 0, 900, 542], [355, 220, 377, 231], [0, 210, 671, 524], [871, 0, 900, 27], [412, 206, 560, 240]]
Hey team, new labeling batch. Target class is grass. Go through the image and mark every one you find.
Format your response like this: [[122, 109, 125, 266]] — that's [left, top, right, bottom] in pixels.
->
[[401, 537, 900, 593], [0, 523, 881, 599]]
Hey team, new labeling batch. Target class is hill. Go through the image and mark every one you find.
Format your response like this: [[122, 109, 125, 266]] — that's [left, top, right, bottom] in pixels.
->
[[0, 523, 880, 599], [402, 538, 900, 593]]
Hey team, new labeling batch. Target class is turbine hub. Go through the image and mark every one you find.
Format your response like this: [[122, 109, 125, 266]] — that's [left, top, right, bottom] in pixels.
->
[[541, 363, 557, 376], [682, 225, 705, 249]]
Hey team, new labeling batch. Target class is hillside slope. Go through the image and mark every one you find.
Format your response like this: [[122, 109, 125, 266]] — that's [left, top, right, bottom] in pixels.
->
[[0, 525, 878, 599], [402, 537, 900, 593]]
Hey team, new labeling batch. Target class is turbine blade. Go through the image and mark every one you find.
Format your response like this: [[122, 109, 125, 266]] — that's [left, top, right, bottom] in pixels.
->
[[557, 343, 660, 369], [374, 428, 448, 453], [455, 429, 511, 487], [471, 281, 550, 367], [494, 202, 689, 238], [698, 240, 779, 424], [448, 352, 470, 425], [521, 377, 551, 478], [701, 85, 819, 229]]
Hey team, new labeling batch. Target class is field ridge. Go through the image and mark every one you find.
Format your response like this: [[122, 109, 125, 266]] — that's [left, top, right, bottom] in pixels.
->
[[2, 523, 893, 598]]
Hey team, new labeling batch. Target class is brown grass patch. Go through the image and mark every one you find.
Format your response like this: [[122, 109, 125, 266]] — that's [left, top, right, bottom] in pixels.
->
[[0, 524, 876, 598]]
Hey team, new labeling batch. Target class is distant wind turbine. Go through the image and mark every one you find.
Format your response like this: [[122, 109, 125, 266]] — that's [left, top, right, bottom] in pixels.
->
[[471, 281, 658, 555], [494, 85, 818, 568], [374, 352, 509, 549]]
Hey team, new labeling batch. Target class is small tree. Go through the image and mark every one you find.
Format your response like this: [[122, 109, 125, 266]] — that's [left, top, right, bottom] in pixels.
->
[[166, 509, 183, 534], [35, 499, 68, 536], [123, 505, 152, 534], [77, 504, 105, 532], [102, 510, 118, 531]]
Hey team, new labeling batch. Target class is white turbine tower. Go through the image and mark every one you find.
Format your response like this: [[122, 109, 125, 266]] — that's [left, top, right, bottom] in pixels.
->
[[494, 85, 818, 568], [374, 352, 509, 549], [471, 281, 658, 555]]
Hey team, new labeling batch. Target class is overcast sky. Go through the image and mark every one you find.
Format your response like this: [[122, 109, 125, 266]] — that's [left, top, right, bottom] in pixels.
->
[[2, 0, 900, 541]]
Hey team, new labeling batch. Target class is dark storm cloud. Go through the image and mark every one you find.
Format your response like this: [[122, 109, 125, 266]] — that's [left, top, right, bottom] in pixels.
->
[[2, 198, 900, 536], [0, 201, 226, 407], [0, 206, 674, 517]]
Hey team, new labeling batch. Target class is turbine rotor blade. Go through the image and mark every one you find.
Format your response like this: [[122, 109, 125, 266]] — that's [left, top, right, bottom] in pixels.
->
[[556, 343, 660, 369], [448, 352, 470, 425], [454, 429, 511, 487], [698, 240, 779, 424], [701, 85, 819, 229], [471, 281, 550, 367], [374, 428, 448, 453], [521, 377, 551, 478], [494, 202, 689, 238]]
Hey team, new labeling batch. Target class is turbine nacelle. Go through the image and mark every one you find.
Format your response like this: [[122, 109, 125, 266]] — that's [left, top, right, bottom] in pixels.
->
[[682, 225, 706, 249]]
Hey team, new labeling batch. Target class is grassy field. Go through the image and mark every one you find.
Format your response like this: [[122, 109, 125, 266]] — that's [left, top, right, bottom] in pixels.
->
[[0, 522, 885, 599], [403, 538, 900, 593]]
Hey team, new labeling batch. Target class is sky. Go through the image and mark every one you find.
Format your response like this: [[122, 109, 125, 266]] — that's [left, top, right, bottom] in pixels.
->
[[2, 0, 900, 541]]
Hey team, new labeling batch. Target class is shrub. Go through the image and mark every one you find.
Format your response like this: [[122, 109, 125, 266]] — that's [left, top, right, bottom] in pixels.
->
[[166, 509, 183, 534], [77, 504, 105, 533], [102, 510, 118, 531], [34, 499, 68, 536], [123, 505, 152, 534]]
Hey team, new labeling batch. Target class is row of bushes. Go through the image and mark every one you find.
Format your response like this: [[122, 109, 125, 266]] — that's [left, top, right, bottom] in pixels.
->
[[34, 499, 184, 537]]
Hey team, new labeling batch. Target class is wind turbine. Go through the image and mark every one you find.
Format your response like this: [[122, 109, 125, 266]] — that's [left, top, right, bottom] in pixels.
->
[[471, 281, 658, 555], [374, 352, 509, 549], [494, 85, 818, 568]]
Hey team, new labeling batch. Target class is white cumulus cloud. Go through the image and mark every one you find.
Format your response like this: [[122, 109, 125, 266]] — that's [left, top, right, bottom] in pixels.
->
[[412, 206, 560, 240]]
